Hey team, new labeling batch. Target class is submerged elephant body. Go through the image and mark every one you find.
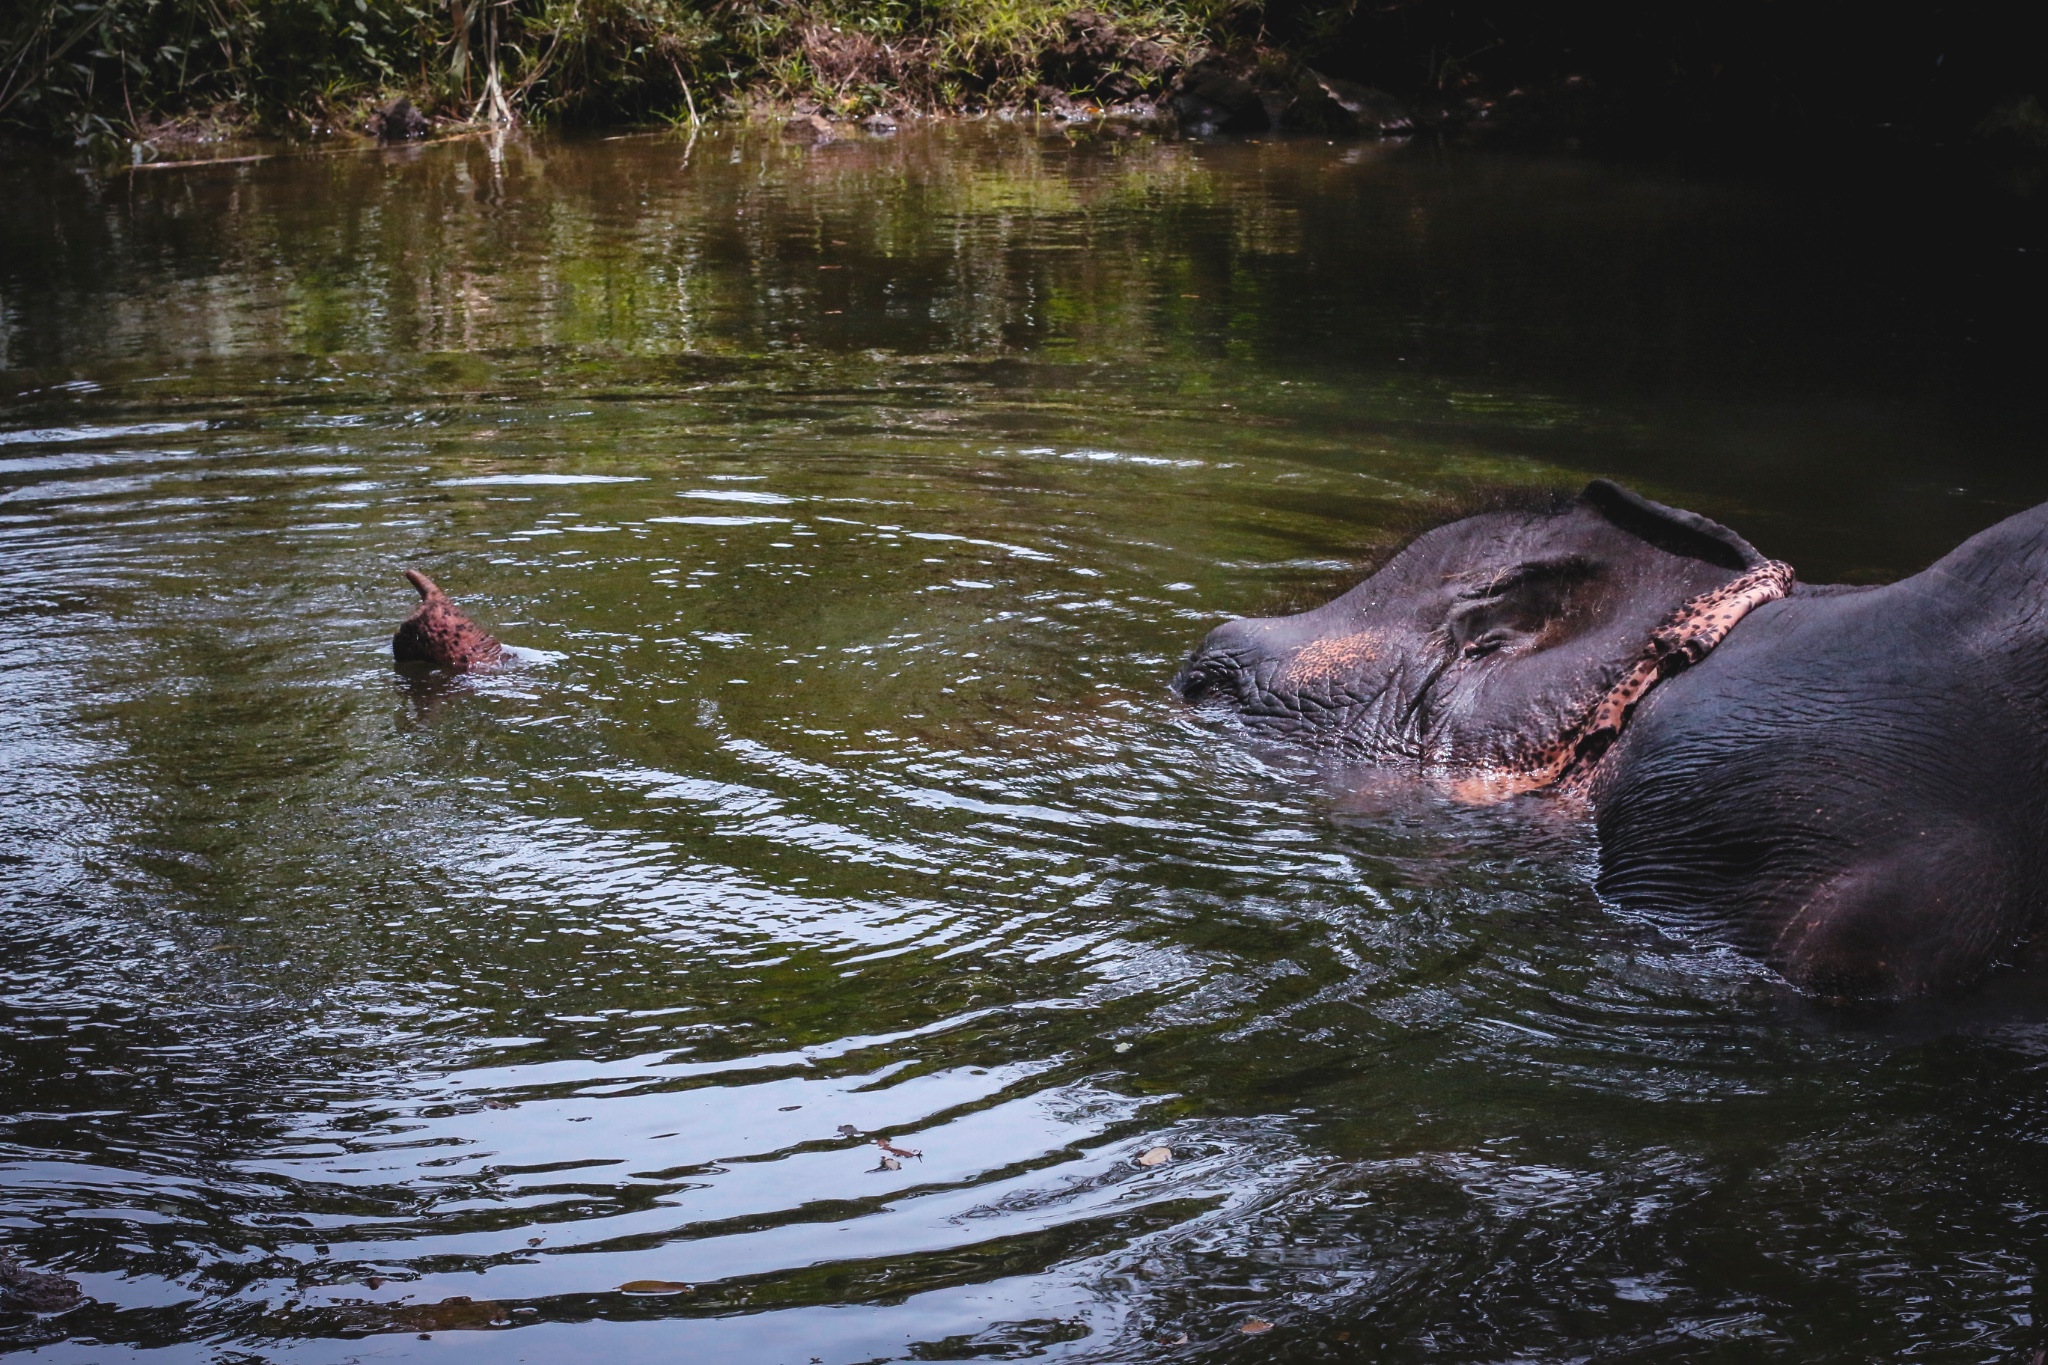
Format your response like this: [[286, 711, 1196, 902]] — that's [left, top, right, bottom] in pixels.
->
[[1597, 507, 2048, 998], [1175, 482, 2048, 999]]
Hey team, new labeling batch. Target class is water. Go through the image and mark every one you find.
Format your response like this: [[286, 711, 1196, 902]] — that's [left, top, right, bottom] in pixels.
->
[[3, 123, 2048, 1363]]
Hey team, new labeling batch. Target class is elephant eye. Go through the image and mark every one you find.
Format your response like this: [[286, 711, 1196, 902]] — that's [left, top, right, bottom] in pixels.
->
[[1445, 557, 1607, 657]]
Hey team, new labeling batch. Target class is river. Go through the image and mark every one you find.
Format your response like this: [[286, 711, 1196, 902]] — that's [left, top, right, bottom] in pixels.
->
[[3, 122, 2047, 1362]]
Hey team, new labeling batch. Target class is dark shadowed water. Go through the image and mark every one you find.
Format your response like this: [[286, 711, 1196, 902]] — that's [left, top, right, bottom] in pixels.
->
[[4, 123, 2048, 1363]]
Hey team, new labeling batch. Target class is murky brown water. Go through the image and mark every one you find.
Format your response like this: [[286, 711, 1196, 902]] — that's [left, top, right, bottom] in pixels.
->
[[4, 122, 2048, 1363]]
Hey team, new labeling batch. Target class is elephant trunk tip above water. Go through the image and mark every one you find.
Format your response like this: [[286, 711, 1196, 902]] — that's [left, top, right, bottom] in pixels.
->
[[1173, 477, 2048, 1003], [392, 569, 506, 673]]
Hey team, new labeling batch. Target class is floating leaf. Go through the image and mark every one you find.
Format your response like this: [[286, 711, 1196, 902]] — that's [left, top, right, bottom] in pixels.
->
[[876, 1137, 922, 1159], [618, 1280, 693, 1296], [1136, 1145, 1172, 1167], [1240, 1319, 1273, 1335]]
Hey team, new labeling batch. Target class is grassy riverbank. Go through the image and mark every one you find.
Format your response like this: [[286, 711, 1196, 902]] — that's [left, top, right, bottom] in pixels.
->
[[2, 0, 1232, 153], [3, 0, 2045, 182]]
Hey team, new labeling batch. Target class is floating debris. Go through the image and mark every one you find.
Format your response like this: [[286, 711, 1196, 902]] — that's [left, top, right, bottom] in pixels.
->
[[837, 1124, 861, 1137], [618, 1280, 694, 1296], [1240, 1319, 1273, 1335], [875, 1137, 923, 1160], [872, 1155, 903, 1173], [1135, 1145, 1172, 1167]]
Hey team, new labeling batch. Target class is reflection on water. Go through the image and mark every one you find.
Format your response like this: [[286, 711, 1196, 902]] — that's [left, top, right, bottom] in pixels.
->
[[2, 124, 2047, 1361]]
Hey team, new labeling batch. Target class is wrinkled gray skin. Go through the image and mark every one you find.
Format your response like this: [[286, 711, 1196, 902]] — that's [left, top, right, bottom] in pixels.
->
[[1174, 479, 2048, 1000]]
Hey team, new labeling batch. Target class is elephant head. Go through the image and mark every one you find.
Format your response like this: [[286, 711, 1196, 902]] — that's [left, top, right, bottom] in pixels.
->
[[1172, 480, 1793, 796]]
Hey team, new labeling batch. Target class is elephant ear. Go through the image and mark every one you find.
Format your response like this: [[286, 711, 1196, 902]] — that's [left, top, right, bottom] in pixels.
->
[[1577, 478, 1767, 574], [1438, 480, 1768, 668], [1423, 479, 1787, 784]]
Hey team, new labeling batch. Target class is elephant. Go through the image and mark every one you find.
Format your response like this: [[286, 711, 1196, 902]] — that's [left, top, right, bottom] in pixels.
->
[[1172, 479, 2048, 1001], [392, 569, 504, 671]]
